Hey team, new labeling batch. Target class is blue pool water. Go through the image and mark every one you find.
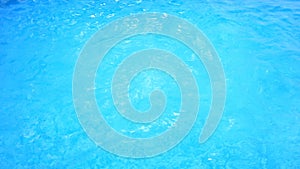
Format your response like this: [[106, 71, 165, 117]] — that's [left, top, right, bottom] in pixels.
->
[[1, 0, 300, 168]]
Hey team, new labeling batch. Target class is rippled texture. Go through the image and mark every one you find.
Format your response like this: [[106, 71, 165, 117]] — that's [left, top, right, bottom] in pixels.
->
[[0, 0, 299, 168]]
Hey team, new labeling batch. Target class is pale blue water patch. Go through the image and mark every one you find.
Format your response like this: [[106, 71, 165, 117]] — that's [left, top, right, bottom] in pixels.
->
[[95, 34, 205, 138], [0, 0, 300, 168]]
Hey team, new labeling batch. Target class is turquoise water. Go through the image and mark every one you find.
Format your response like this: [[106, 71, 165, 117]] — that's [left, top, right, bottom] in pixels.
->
[[1, 0, 300, 168]]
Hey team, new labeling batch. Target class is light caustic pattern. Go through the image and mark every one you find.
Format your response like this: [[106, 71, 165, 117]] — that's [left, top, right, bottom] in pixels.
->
[[72, 13, 226, 158]]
